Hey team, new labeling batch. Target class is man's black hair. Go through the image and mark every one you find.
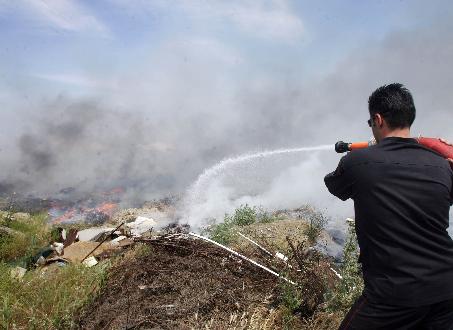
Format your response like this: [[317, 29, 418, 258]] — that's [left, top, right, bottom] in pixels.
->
[[368, 83, 416, 129]]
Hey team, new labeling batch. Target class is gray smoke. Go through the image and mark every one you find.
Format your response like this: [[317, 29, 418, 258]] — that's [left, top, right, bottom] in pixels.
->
[[1, 7, 452, 226]]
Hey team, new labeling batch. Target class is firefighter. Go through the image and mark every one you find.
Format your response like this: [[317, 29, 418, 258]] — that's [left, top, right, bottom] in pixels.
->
[[325, 83, 453, 329]]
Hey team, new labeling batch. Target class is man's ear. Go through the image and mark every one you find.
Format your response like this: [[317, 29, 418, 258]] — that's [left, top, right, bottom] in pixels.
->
[[375, 114, 385, 127]]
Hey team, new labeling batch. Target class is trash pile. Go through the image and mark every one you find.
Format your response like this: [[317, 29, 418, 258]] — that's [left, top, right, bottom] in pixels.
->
[[11, 215, 157, 279]]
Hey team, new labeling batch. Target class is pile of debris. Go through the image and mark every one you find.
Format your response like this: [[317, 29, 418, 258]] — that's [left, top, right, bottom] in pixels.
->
[[76, 233, 282, 329], [11, 215, 158, 278], [74, 226, 341, 329]]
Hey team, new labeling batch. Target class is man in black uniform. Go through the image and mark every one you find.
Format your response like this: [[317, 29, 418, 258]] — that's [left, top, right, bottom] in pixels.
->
[[325, 83, 453, 329]]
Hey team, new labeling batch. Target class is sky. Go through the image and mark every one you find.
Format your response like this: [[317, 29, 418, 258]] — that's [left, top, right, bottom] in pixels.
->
[[0, 0, 453, 226]]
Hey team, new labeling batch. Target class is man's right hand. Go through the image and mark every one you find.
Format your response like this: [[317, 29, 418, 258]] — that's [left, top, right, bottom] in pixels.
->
[[440, 139, 453, 165]]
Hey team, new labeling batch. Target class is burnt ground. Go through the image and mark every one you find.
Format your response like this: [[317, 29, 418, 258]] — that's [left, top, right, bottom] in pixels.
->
[[76, 235, 283, 329]]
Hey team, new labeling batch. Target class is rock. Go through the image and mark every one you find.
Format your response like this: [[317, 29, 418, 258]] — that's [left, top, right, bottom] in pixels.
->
[[10, 266, 27, 279], [82, 256, 98, 267]]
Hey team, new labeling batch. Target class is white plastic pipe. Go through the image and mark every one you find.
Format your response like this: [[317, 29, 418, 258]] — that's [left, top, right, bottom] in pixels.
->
[[188, 232, 295, 285]]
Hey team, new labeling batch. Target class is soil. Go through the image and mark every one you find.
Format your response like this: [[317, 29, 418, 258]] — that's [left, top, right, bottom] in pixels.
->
[[76, 235, 281, 329]]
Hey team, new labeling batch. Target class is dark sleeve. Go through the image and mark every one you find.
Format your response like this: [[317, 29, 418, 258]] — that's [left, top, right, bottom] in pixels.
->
[[324, 156, 355, 201], [450, 173, 453, 206]]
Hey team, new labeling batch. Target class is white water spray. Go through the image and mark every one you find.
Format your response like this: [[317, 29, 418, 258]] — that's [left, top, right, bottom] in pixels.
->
[[182, 144, 332, 224]]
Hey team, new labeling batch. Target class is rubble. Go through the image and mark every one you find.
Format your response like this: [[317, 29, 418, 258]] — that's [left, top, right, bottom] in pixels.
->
[[82, 256, 98, 267], [63, 241, 112, 263], [125, 216, 156, 237], [78, 227, 116, 242]]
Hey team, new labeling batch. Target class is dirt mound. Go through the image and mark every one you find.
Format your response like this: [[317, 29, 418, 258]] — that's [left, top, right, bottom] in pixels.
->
[[76, 235, 281, 329]]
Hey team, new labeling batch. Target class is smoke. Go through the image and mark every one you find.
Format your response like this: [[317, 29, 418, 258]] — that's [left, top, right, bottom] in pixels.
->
[[1, 3, 453, 230], [181, 150, 354, 230]]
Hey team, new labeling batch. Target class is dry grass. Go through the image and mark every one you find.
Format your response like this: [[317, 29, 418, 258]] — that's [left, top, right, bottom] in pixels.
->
[[232, 219, 309, 253], [0, 262, 109, 330]]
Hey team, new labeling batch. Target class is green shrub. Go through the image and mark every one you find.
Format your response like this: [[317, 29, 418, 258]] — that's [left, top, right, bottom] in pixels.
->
[[229, 204, 257, 226], [206, 204, 282, 245], [256, 207, 280, 223], [206, 219, 235, 245], [303, 209, 328, 246]]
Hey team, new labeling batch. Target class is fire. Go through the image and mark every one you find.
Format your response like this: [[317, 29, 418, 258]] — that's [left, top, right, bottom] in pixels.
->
[[94, 202, 118, 216], [48, 188, 122, 224]]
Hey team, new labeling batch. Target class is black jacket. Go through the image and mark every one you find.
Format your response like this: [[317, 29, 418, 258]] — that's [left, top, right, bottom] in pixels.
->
[[325, 137, 453, 306]]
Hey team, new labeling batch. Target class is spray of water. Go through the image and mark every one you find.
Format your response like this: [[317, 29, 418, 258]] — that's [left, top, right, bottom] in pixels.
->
[[181, 144, 332, 222]]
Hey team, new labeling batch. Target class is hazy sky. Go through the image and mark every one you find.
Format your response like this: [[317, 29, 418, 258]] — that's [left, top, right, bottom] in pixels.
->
[[0, 1, 452, 217], [2, 0, 448, 94]]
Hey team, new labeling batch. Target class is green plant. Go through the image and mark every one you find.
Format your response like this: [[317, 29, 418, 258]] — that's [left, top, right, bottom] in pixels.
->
[[229, 204, 257, 226], [304, 209, 328, 246], [206, 219, 235, 245], [0, 213, 50, 264], [205, 205, 257, 245], [280, 280, 302, 312], [325, 220, 364, 314], [256, 207, 280, 223], [1, 294, 12, 330]]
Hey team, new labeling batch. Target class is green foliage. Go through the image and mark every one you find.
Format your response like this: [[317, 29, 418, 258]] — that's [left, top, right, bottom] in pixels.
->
[[256, 207, 280, 223], [280, 281, 303, 312], [207, 220, 235, 245], [326, 220, 364, 314], [226, 204, 257, 226], [0, 261, 109, 329], [303, 209, 328, 246], [206, 204, 280, 245], [0, 213, 50, 264]]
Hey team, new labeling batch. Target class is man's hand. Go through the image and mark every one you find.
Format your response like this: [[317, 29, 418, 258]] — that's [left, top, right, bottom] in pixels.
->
[[440, 139, 453, 165]]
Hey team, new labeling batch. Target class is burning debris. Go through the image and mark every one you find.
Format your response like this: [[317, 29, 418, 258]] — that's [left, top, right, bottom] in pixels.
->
[[48, 192, 123, 225]]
